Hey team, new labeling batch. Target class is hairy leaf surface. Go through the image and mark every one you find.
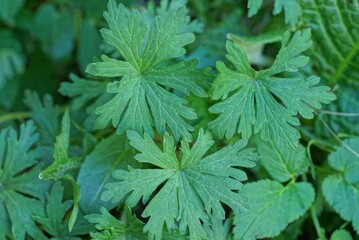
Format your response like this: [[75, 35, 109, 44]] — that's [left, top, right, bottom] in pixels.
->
[[257, 139, 308, 182], [34, 182, 81, 240], [0, 121, 49, 240], [322, 138, 359, 233], [209, 29, 336, 147], [102, 129, 258, 239], [86, 0, 213, 140], [233, 180, 314, 239]]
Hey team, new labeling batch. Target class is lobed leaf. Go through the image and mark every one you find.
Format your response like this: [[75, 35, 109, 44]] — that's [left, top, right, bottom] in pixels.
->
[[209, 29, 336, 147], [102, 129, 258, 239], [86, 0, 213, 140]]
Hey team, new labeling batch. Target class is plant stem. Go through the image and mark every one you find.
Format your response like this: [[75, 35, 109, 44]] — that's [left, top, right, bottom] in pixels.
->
[[310, 204, 324, 238], [0, 112, 29, 124], [302, 174, 326, 239], [318, 114, 359, 158], [318, 110, 359, 117]]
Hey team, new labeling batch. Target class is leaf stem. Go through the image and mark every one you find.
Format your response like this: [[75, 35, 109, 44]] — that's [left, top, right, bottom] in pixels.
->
[[310, 204, 325, 239], [0, 112, 28, 124], [302, 174, 326, 239]]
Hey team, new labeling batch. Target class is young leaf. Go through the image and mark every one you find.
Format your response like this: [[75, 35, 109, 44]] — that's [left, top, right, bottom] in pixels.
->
[[40, 109, 82, 181], [86, 207, 146, 239], [102, 129, 258, 239], [86, 206, 186, 240], [247, 0, 301, 26], [39, 109, 82, 232], [233, 180, 315, 239], [209, 29, 336, 147], [0, 121, 50, 240], [257, 139, 309, 182], [301, 0, 359, 86], [85, 0, 213, 140], [34, 182, 81, 240], [322, 138, 359, 233]]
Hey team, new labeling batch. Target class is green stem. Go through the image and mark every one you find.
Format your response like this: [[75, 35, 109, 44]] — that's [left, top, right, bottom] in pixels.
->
[[302, 174, 326, 239], [0, 112, 29, 124], [310, 204, 324, 239]]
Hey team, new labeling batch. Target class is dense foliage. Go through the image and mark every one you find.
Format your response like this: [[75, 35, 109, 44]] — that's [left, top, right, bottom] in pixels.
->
[[0, 0, 358, 239]]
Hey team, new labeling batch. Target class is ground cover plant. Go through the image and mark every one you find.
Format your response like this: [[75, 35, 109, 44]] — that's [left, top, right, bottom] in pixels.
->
[[0, 0, 358, 239]]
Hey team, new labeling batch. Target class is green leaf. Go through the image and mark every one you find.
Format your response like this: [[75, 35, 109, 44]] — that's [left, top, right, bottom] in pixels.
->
[[323, 176, 359, 234], [40, 109, 82, 181], [301, 0, 359, 86], [0, 31, 24, 90], [317, 87, 359, 137], [330, 229, 353, 240], [86, 206, 146, 240], [322, 138, 359, 233], [77, 134, 136, 214], [24, 90, 60, 146], [209, 29, 336, 147], [328, 138, 359, 184], [247, 0, 301, 26], [0, 121, 50, 240], [102, 129, 258, 239], [257, 139, 309, 182], [33, 4, 74, 59], [39, 109, 82, 232], [77, 20, 101, 74], [86, 206, 186, 240], [34, 182, 81, 240], [0, 0, 25, 25], [233, 180, 315, 239], [204, 216, 231, 240], [85, 0, 213, 140], [59, 73, 111, 113]]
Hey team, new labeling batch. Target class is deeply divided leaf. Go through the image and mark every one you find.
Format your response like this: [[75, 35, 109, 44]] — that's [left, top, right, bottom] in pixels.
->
[[209, 29, 336, 147], [102, 129, 258, 239], [85, 0, 213, 140], [0, 121, 50, 240]]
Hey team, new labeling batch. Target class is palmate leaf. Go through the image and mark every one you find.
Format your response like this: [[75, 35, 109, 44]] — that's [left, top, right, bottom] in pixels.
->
[[209, 29, 336, 147], [301, 0, 359, 86], [322, 138, 359, 233], [86, 0, 213, 140], [102, 129, 258, 239], [24, 90, 60, 146], [0, 121, 50, 240], [34, 182, 80, 240], [247, 0, 301, 26], [233, 180, 315, 240]]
